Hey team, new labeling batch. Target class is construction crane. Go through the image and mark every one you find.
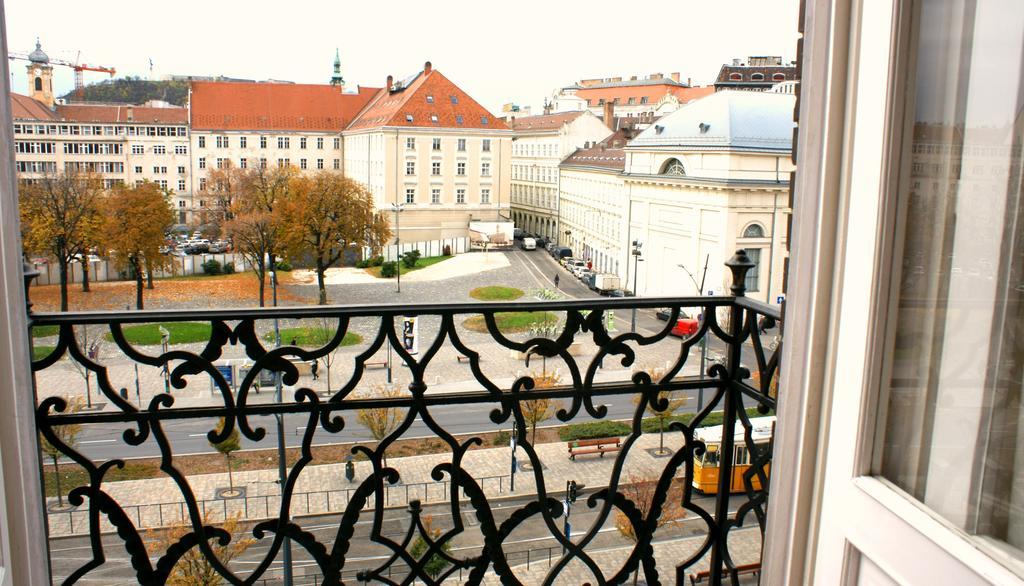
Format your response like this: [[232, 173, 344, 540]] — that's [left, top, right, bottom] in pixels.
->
[[8, 47, 115, 100]]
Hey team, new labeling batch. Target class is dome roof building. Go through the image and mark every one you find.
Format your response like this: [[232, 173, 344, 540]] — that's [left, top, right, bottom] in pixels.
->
[[28, 39, 48, 64]]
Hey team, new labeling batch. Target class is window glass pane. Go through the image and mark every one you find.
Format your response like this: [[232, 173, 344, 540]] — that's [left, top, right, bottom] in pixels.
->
[[878, 0, 1024, 557]]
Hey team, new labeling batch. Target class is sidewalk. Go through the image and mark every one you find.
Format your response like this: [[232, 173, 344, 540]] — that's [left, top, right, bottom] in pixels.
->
[[47, 429, 697, 537]]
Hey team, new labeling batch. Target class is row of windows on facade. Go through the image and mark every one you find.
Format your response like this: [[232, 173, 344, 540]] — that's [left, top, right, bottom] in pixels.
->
[[403, 187, 490, 205], [405, 137, 491, 152], [16, 141, 190, 156], [512, 165, 556, 182], [196, 135, 341, 150], [401, 112, 489, 126], [13, 123, 188, 137], [512, 143, 559, 158], [727, 72, 789, 82], [405, 160, 490, 176], [15, 160, 125, 174], [197, 157, 340, 171]]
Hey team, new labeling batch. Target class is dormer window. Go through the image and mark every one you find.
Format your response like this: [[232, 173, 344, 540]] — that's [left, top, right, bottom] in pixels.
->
[[773, 73, 787, 81], [431, 114, 439, 124], [456, 115, 464, 125], [729, 72, 743, 81], [450, 96, 458, 104], [481, 116, 489, 125], [751, 73, 765, 81], [426, 95, 434, 103], [406, 114, 414, 122]]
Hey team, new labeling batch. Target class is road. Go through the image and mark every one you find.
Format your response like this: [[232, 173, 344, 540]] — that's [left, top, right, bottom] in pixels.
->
[[49, 489, 747, 584]]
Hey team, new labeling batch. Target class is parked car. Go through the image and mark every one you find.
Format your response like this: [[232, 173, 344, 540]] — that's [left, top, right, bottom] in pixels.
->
[[670, 317, 700, 337], [521, 237, 537, 250], [535, 237, 548, 248], [553, 247, 573, 261], [579, 270, 596, 287], [208, 241, 230, 253], [567, 259, 586, 274], [656, 308, 692, 321]]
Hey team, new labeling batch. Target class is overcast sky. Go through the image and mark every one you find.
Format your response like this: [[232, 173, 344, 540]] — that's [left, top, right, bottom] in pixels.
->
[[5, 0, 799, 114]]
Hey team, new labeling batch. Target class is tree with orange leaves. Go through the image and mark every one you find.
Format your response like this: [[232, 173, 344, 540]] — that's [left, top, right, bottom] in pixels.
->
[[18, 169, 104, 311], [104, 181, 175, 309], [281, 171, 389, 304]]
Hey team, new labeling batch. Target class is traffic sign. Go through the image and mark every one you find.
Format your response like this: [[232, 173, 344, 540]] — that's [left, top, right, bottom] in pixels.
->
[[776, 295, 785, 304]]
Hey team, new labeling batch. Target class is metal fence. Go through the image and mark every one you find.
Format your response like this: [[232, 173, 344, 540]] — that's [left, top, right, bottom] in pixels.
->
[[31, 251, 780, 585]]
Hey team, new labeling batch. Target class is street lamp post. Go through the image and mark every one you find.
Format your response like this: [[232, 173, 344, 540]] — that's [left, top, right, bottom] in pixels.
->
[[510, 421, 518, 492], [391, 203, 405, 294], [630, 240, 643, 333], [270, 269, 293, 585], [679, 255, 710, 412]]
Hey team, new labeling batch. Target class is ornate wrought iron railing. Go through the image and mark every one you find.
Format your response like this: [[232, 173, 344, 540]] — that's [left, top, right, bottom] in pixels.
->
[[30, 252, 781, 585]]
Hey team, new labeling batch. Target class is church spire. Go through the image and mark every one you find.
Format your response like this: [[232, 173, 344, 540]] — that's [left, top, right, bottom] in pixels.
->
[[330, 48, 345, 89]]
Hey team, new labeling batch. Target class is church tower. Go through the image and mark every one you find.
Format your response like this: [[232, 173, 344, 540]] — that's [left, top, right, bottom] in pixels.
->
[[27, 39, 54, 108], [330, 48, 345, 90]]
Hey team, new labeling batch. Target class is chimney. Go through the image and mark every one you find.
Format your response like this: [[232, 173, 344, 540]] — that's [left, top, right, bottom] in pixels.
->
[[603, 101, 615, 131], [688, 77, 692, 86], [386, 75, 393, 90], [126, 106, 134, 122], [733, 58, 741, 66], [650, 73, 663, 80], [670, 72, 681, 83], [424, 61, 432, 74]]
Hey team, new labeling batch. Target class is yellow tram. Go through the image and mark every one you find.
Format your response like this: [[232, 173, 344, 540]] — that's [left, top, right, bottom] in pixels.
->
[[691, 416, 775, 494]]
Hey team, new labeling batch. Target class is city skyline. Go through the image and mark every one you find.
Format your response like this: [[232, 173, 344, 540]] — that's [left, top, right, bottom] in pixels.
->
[[5, 0, 799, 114]]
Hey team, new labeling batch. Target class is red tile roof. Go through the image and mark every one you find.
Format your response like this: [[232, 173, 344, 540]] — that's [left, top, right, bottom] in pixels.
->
[[10, 93, 56, 120], [56, 104, 188, 124], [508, 111, 585, 131], [348, 64, 507, 131], [190, 82, 379, 131]]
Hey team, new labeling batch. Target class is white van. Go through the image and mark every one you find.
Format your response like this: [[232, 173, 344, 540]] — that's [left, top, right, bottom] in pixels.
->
[[521, 237, 537, 250]]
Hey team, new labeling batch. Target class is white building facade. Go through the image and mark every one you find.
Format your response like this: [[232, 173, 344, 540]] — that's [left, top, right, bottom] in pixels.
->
[[509, 111, 611, 241]]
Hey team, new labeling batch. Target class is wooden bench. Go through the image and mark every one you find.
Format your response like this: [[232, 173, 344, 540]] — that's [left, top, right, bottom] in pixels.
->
[[364, 360, 387, 370], [689, 563, 761, 584], [567, 437, 621, 460]]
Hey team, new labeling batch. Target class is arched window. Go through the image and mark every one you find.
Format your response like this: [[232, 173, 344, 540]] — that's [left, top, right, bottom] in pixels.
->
[[660, 158, 686, 176], [729, 72, 743, 81], [34, 77, 42, 91], [742, 223, 766, 238], [773, 73, 787, 82], [751, 73, 765, 81]]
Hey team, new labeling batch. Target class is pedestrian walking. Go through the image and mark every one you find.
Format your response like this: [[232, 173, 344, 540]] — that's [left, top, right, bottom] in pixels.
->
[[554, 274, 560, 288], [311, 359, 319, 381]]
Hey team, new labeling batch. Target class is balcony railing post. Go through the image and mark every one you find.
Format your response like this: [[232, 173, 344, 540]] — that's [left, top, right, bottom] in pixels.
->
[[708, 250, 755, 586]]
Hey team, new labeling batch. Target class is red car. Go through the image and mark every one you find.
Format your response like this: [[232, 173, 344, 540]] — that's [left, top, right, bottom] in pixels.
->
[[670, 317, 700, 337]]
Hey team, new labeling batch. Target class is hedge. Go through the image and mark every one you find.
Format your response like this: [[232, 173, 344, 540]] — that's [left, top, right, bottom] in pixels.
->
[[557, 407, 770, 442]]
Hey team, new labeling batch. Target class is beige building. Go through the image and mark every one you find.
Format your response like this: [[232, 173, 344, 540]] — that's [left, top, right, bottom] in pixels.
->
[[188, 80, 379, 227], [509, 111, 612, 242], [343, 62, 511, 242], [558, 146, 627, 274]]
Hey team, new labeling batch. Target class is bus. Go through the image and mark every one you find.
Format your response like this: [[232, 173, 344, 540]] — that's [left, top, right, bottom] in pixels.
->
[[691, 416, 775, 494]]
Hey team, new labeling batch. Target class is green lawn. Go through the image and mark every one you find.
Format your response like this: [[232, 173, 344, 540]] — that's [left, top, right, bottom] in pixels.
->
[[31, 325, 59, 339], [462, 311, 559, 333], [364, 255, 452, 278], [103, 322, 212, 346], [470, 286, 524, 301], [33, 345, 56, 361], [265, 327, 362, 347]]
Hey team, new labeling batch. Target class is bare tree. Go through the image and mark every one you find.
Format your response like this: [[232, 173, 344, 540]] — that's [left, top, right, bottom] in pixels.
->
[[39, 396, 85, 508], [614, 474, 687, 585], [355, 384, 403, 466], [521, 371, 563, 444], [146, 512, 255, 586]]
